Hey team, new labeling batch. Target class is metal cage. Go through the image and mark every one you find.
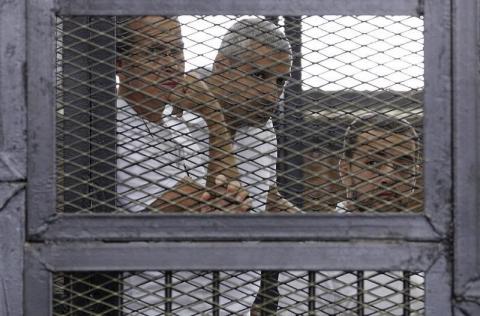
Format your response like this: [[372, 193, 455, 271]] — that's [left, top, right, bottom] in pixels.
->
[[0, 0, 479, 315]]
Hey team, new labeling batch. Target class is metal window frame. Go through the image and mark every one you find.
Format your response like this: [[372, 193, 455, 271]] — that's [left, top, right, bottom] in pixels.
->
[[27, 0, 451, 243], [22, 0, 460, 314]]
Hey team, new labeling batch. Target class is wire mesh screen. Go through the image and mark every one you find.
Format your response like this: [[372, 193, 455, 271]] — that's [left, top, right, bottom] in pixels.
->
[[55, 15, 423, 214], [53, 270, 424, 315]]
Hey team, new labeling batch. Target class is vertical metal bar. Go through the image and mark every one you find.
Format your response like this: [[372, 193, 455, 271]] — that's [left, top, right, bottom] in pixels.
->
[[425, 255, 452, 315], [165, 271, 173, 315], [212, 271, 220, 316], [280, 16, 304, 207], [25, 246, 52, 316], [403, 271, 411, 316], [308, 271, 316, 315], [0, 187, 25, 316], [1, 0, 26, 315], [356, 271, 364, 316], [63, 16, 121, 314], [452, 0, 480, 314], [423, 0, 452, 235], [89, 17, 117, 213], [62, 16, 92, 213], [26, 0, 57, 236]]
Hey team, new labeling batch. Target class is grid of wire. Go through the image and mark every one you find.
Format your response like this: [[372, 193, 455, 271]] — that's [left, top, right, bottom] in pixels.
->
[[53, 270, 425, 315], [55, 15, 424, 214]]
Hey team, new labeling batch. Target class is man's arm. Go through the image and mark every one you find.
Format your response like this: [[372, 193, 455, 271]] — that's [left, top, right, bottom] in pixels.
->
[[149, 175, 250, 213], [266, 185, 300, 213], [171, 72, 240, 187]]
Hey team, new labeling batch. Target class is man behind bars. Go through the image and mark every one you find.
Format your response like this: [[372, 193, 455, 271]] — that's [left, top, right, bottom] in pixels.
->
[[337, 113, 419, 213], [116, 16, 260, 316], [116, 16, 251, 214], [277, 113, 421, 315], [181, 17, 297, 214]]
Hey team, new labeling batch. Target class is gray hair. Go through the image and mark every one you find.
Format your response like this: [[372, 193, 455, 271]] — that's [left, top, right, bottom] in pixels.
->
[[218, 18, 292, 61]]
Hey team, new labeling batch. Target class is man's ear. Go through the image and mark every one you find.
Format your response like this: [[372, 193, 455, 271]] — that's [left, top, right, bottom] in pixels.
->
[[339, 158, 353, 187]]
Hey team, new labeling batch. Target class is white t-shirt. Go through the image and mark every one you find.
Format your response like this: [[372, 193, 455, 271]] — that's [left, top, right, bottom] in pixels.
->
[[117, 98, 205, 212]]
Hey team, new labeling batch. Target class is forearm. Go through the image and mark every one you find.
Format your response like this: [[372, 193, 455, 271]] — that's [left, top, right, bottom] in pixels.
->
[[149, 177, 207, 212], [205, 111, 239, 188]]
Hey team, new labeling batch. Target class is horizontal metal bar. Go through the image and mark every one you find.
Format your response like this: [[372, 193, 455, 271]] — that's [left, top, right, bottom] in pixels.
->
[[28, 241, 442, 271], [31, 213, 441, 242], [56, 0, 422, 16]]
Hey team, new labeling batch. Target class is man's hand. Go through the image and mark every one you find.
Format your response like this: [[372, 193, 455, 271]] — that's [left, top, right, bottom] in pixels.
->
[[200, 175, 251, 213], [168, 72, 222, 120]]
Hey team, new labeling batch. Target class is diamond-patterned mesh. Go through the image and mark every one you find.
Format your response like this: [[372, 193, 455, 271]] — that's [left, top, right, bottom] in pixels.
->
[[55, 15, 423, 214], [53, 270, 424, 315]]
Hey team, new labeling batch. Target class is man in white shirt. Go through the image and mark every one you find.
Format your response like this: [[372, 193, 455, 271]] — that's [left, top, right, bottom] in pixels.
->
[[116, 16, 250, 213], [185, 17, 297, 214], [116, 16, 260, 316]]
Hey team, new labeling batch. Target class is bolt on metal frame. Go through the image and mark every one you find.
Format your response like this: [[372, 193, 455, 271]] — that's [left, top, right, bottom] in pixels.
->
[[0, 0, 471, 314]]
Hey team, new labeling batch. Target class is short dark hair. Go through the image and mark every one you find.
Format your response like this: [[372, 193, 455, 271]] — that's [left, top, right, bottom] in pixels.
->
[[342, 113, 420, 160]]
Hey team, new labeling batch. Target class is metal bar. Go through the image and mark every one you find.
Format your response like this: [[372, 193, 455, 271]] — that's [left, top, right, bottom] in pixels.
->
[[31, 214, 442, 242], [452, 0, 480, 311], [308, 271, 316, 315], [24, 245, 52, 316], [281, 16, 305, 207], [0, 0, 27, 182], [31, 242, 442, 271], [425, 255, 452, 315], [423, 0, 452, 236], [62, 16, 92, 213], [403, 271, 411, 316], [212, 271, 220, 316], [0, 1, 26, 316], [356, 271, 365, 316], [0, 186, 25, 316], [26, 0, 57, 236], [56, 0, 422, 16], [165, 271, 173, 315], [89, 17, 117, 213]]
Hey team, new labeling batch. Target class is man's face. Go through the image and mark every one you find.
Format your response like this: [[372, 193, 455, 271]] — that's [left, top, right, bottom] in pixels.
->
[[216, 43, 291, 128], [118, 17, 185, 112], [340, 129, 417, 212]]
